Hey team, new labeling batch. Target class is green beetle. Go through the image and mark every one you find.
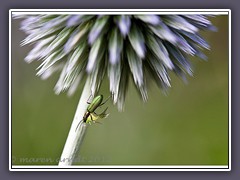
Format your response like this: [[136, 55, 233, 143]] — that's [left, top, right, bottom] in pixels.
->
[[83, 95, 109, 123], [75, 95, 109, 131]]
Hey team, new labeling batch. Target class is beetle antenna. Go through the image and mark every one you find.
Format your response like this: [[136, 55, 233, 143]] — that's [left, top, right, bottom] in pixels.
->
[[99, 95, 111, 106], [75, 120, 83, 132]]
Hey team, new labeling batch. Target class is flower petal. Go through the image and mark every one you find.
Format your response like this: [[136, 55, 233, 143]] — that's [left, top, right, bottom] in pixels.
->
[[135, 15, 161, 25], [126, 44, 143, 86], [64, 24, 89, 54], [116, 15, 131, 37], [67, 15, 95, 27], [108, 62, 121, 103], [146, 34, 174, 69], [163, 15, 198, 33], [86, 37, 105, 73], [108, 28, 123, 65], [88, 16, 109, 45], [128, 23, 146, 58], [150, 23, 177, 44]]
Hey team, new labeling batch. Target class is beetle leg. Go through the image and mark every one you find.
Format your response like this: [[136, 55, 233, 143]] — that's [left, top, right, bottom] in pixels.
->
[[92, 111, 98, 116], [87, 94, 93, 104], [90, 114, 93, 123], [95, 121, 102, 125], [93, 107, 109, 119], [98, 107, 108, 115]]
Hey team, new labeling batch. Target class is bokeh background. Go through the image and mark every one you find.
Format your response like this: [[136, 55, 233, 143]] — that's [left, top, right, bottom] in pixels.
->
[[11, 15, 229, 165]]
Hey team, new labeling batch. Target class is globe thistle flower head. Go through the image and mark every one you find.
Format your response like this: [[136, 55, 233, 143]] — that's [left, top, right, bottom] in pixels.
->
[[14, 14, 216, 111]]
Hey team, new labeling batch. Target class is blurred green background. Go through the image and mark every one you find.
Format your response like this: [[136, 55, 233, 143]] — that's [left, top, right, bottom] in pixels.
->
[[11, 15, 229, 166]]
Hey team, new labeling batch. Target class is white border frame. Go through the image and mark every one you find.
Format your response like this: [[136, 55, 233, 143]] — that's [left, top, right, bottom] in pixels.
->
[[9, 9, 231, 171]]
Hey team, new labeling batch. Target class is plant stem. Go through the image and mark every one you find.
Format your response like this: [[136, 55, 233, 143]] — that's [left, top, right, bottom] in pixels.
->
[[58, 78, 92, 166]]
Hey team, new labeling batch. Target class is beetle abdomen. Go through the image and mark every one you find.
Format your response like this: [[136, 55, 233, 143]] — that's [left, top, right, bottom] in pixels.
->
[[87, 95, 103, 113]]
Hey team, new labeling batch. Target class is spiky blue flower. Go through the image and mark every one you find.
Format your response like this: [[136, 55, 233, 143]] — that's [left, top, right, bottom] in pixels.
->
[[14, 14, 216, 110]]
